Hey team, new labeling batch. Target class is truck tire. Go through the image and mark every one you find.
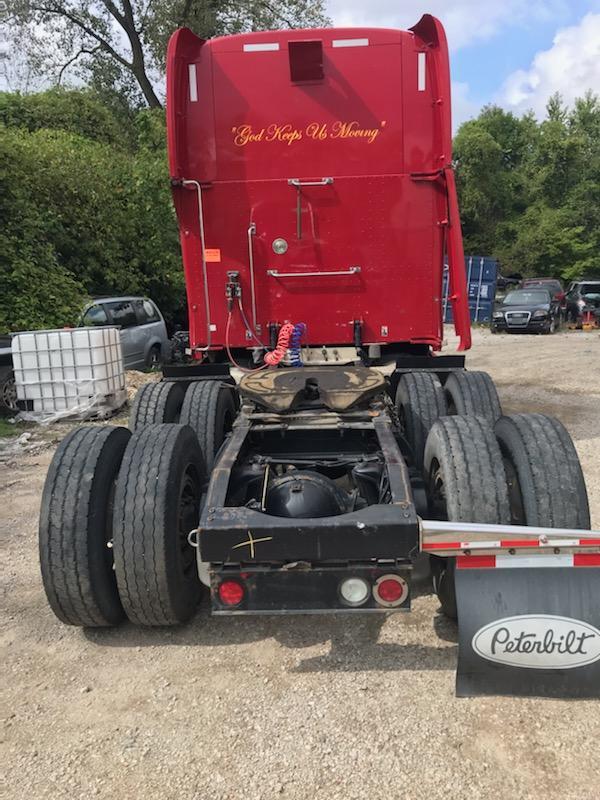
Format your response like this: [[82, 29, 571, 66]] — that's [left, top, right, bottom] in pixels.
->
[[495, 413, 590, 528], [129, 381, 185, 430], [39, 426, 131, 627], [180, 381, 236, 471], [445, 370, 502, 423], [395, 372, 447, 470], [112, 424, 206, 626], [424, 416, 511, 619]]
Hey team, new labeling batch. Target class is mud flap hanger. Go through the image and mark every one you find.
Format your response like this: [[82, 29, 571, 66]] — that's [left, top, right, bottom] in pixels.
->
[[421, 519, 600, 698], [411, 168, 471, 352]]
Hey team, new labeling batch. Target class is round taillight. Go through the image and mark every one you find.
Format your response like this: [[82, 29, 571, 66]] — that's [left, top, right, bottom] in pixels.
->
[[339, 577, 370, 607], [218, 580, 244, 606], [373, 575, 408, 608]]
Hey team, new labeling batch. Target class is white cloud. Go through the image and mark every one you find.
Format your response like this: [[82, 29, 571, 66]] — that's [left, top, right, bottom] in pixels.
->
[[326, 1, 570, 51], [451, 81, 480, 130], [498, 12, 600, 116]]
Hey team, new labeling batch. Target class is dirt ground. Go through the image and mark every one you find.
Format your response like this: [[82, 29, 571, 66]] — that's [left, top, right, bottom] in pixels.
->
[[1, 328, 599, 800]]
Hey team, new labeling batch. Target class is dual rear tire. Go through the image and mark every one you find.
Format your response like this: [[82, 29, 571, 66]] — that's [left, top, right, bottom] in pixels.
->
[[129, 379, 236, 471], [395, 369, 502, 470], [40, 379, 237, 628], [425, 413, 590, 618]]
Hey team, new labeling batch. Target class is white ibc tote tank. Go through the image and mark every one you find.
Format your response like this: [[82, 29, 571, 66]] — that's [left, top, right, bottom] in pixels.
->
[[12, 327, 127, 420]]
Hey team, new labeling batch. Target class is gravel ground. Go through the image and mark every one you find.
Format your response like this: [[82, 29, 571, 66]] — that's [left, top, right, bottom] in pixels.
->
[[1, 328, 600, 800]]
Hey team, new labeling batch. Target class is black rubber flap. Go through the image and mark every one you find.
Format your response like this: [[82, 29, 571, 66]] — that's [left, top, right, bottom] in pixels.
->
[[455, 567, 600, 698]]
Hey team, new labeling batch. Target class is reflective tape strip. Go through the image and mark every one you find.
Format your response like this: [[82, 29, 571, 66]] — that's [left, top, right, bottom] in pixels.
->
[[461, 541, 502, 550], [457, 555, 496, 569], [424, 541, 460, 550], [188, 64, 198, 102], [417, 52, 426, 91], [496, 554, 573, 569], [539, 539, 581, 547], [575, 554, 600, 567], [458, 553, 600, 569], [332, 38, 369, 48], [500, 539, 544, 548], [243, 42, 279, 52]]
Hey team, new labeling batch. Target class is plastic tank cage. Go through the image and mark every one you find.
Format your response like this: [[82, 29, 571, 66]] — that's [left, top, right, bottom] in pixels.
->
[[12, 327, 126, 422]]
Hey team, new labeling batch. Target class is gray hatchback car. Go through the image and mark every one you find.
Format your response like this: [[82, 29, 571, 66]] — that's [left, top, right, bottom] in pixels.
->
[[79, 296, 170, 369]]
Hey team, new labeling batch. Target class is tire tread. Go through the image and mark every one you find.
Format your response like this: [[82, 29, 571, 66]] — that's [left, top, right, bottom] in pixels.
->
[[39, 426, 130, 626]]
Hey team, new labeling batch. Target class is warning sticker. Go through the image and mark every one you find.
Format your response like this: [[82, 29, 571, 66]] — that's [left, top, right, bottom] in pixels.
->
[[205, 248, 221, 262]]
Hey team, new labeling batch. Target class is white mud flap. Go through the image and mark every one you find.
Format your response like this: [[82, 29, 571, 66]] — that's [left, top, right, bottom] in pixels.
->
[[455, 555, 600, 697]]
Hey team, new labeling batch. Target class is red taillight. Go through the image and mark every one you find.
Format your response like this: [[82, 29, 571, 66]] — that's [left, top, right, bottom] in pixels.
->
[[218, 580, 244, 606], [373, 574, 408, 608], [378, 579, 404, 603]]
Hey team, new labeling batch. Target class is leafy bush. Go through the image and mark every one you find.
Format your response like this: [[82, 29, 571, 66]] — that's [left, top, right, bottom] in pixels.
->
[[0, 93, 184, 333]]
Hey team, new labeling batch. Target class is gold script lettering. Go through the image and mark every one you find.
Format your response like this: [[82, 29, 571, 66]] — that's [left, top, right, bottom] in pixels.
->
[[232, 125, 265, 146], [331, 120, 380, 144], [265, 123, 303, 145], [306, 122, 328, 140]]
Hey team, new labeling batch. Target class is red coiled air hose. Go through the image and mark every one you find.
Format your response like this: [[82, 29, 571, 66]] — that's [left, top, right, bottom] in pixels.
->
[[264, 323, 294, 366]]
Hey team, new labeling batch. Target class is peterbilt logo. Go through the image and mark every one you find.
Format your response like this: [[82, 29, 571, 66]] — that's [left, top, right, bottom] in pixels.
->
[[472, 615, 600, 670]]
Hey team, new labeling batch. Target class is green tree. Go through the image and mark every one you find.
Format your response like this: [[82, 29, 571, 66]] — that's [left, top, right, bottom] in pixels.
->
[[454, 94, 600, 281], [9, 0, 330, 107]]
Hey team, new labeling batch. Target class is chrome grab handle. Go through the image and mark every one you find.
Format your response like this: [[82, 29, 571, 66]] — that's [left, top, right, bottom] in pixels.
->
[[287, 177, 334, 187], [287, 178, 334, 239], [267, 267, 361, 278]]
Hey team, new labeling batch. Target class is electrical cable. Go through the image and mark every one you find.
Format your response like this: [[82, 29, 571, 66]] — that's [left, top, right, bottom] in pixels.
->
[[237, 297, 266, 348], [289, 323, 306, 366], [225, 311, 268, 373]]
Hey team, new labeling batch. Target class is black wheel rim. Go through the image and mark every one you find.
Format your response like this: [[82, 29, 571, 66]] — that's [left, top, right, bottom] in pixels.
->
[[177, 465, 200, 578], [501, 453, 526, 525], [1, 375, 17, 411], [429, 458, 448, 519]]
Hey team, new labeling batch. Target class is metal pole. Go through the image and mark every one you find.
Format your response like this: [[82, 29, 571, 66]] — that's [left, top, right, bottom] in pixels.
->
[[420, 518, 600, 542], [247, 222, 258, 331], [475, 257, 484, 322]]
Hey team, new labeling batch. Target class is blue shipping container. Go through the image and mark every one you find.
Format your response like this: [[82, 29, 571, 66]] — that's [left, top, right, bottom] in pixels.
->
[[443, 255, 498, 324]]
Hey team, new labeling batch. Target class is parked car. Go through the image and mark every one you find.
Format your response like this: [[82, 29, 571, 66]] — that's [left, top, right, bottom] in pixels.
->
[[565, 280, 600, 325], [491, 288, 561, 334], [78, 296, 170, 369], [0, 334, 17, 416], [520, 278, 566, 314]]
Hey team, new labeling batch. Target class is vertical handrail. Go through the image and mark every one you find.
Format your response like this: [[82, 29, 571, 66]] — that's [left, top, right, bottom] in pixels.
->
[[443, 167, 471, 350], [247, 222, 258, 331], [443, 262, 449, 321], [182, 179, 212, 351]]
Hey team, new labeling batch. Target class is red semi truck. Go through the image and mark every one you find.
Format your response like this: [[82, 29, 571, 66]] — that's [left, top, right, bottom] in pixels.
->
[[166, 15, 471, 358], [39, 16, 600, 697]]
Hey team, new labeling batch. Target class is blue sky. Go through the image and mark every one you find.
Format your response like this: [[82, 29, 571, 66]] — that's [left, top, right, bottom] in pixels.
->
[[326, 0, 600, 128]]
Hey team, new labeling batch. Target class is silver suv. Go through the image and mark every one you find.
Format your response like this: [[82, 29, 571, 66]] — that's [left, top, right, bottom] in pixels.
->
[[79, 296, 170, 369]]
